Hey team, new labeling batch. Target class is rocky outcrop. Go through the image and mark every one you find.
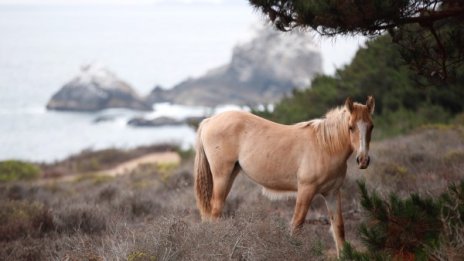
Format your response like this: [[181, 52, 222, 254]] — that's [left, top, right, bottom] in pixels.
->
[[127, 116, 205, 129], [146, 27, 323, 107], [127, 116, 183, 127], [47, 65, 151, 112]]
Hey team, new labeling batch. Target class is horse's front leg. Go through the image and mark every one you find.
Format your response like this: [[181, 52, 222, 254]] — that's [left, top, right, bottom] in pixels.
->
[[291, 184, 317, 234], [323, 189, 345, 257]]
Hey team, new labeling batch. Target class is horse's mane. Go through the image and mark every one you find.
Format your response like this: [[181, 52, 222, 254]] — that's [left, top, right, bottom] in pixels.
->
[[303, 106, 350, 153]]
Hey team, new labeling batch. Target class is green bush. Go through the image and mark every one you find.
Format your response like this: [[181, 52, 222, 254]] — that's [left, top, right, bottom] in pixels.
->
[[0, 160, 40, 182], [175, 147, 195, 162], [341, 181, 464, 260]]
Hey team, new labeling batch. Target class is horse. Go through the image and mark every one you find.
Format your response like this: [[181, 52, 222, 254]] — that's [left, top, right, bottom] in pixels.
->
[[194, 96, 375, 256]]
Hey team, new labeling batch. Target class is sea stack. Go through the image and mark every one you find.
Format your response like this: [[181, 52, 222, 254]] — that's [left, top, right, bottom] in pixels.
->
[[47, 64, 151, 112], [145, 26, 323, 107]]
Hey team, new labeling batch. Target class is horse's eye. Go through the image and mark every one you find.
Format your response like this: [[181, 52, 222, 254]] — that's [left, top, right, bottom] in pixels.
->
[[370, 125, 374, 131], [349, 126, 354, 132]]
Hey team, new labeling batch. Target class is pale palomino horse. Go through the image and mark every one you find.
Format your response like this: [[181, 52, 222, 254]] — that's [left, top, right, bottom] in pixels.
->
[[194, 97, 375, 256]]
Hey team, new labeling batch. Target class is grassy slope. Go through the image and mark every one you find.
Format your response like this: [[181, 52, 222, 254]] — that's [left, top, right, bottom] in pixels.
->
[[0, 126, 463, 260]]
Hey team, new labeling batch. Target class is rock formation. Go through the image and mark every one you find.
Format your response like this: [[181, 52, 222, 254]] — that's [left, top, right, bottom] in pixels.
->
[[47, 64, 151, 112], [146, 27, 323, 107]]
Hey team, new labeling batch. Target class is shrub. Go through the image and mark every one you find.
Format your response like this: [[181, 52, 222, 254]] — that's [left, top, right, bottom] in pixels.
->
[[175, 147, 195, 162], [341, 180, 464, 260], [439, 182, 464, 240], [6, 184, 27, 200], [164, 170, 193, 190], [443, 150, 464, 165], [98, 185, 119, 202], [0, 160, 40, 182], [115, 193, 162, 218], [0, 238, 47, 261], [55, 205, 108, 234], [0, 200, 54, 241], [358, 182, 441, 258]]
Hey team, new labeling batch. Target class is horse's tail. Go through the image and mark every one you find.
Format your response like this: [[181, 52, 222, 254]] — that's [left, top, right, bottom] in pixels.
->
[[194, 121, 213, 219]]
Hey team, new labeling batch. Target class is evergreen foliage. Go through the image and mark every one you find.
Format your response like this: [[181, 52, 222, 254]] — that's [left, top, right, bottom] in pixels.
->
[[249, 0, 463, 35], [439, 182, 464, 243], [340, 242, 389, 261], [340, 181, 464, 260], [249, 0, 464, 83]]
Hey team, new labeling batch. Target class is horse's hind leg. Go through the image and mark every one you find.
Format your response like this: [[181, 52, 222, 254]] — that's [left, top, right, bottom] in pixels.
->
[[210, 161, 240, 219]]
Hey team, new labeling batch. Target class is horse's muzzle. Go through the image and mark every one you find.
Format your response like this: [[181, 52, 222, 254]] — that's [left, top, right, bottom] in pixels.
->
[[356, 155, 370, 169]]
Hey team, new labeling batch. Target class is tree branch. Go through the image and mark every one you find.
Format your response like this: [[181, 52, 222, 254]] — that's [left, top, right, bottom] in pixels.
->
[[428, 24, 448, 80]]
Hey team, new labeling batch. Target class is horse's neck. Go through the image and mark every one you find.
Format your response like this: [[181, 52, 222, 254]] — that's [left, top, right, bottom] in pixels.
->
[[329, 122, 352, 157], [313, 114, 352, 158]]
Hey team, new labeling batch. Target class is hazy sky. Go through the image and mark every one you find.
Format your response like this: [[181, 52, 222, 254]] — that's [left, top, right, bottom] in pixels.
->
[[0, 0, 227, 4], [0, 0, 366, 75]]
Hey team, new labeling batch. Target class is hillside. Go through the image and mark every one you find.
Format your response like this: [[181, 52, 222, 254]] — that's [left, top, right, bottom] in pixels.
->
[[146, 27, 322, 107], [1, 125, 463, 259]]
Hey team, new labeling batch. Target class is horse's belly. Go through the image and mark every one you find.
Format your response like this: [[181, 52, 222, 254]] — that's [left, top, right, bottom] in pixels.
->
[[239, 161, 298, 191]]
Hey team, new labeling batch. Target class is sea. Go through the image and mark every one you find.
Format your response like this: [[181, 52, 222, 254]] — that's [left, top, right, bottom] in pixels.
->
[[0, 2, 258, 162], [0, 2, 364, 163]]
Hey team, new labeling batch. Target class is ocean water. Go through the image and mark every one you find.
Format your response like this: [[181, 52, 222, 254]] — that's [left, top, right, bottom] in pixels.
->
[[0, 2, 257, 162], [0, 2, 365, 162]]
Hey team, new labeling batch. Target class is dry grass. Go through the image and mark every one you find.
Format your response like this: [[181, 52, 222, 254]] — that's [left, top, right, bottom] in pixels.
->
[[355, 126, 464, 196], [0, 126, 463, 260]]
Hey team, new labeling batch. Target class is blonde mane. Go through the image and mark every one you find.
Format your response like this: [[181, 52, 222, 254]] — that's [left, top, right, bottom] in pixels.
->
[[307, 106, 350, 153]]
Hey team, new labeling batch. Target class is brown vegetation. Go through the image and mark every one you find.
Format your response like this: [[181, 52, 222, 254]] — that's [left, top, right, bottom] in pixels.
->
[[0, 126, 463, 260], [40, 144, 176, 178]]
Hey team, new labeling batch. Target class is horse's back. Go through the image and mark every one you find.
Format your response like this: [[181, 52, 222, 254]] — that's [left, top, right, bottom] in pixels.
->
[[199, 110, 303, 191], [201, 110, 285, 135]]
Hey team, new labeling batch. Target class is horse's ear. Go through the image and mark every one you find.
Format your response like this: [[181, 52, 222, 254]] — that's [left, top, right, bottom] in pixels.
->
[[366, 96, 375, 115], [345, 97, 354, 113]]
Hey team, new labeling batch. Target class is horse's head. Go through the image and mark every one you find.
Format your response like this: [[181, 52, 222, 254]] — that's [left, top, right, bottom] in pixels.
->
[[345, 96, 375, 169]]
